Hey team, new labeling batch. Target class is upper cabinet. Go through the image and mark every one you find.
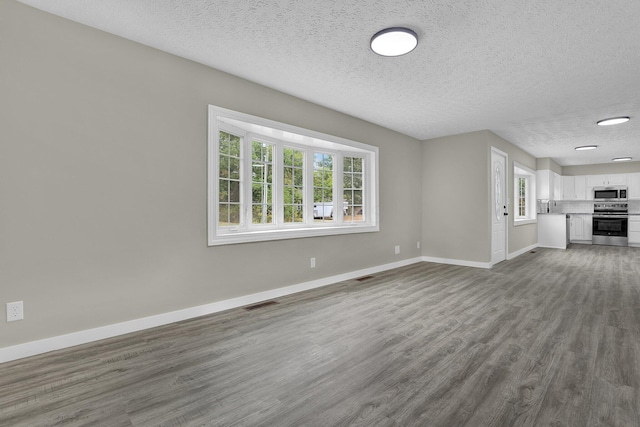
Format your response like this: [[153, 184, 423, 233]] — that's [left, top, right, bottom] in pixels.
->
[[553, 172, 562, 201], [536, 170, 640, 200], [536, 170, 560, 200], [629, 173, 640, 199], [538, 171, 634, 201], [562, 175, 586, 200], [586, 174, 628, 187]]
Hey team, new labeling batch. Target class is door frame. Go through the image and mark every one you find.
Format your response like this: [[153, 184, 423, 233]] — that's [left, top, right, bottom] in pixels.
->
[[490, 147, 509, 266]]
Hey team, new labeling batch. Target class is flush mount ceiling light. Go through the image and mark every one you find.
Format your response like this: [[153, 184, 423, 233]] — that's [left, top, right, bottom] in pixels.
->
[[612, 157, 633, 162], [597, 116, 630, 126], [370, 27, 418, 57], [575, 145, 598, 151]]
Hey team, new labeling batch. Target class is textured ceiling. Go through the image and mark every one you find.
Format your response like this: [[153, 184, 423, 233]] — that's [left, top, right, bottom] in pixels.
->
[[17, 0, 640, 166]]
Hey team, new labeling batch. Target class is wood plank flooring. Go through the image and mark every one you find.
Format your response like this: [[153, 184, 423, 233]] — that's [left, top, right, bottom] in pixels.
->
[[1, 244, 639, 426]]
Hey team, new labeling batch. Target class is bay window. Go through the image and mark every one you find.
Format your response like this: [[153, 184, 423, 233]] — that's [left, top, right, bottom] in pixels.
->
[[208, 105, 379, 245]]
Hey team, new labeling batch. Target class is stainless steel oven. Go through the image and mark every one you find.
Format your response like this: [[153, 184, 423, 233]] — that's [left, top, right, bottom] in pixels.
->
[[592, 202, 628, 246]]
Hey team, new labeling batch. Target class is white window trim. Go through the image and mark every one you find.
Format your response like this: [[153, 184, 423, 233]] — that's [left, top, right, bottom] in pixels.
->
[[208, 105, 379, 246], [513, 162, 537, 226]]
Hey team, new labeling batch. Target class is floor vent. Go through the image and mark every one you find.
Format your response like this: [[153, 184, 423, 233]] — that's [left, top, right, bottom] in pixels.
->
[[356, 275, 374, 282], [530, 251, 536, 253], [244, 301, 278, 311]]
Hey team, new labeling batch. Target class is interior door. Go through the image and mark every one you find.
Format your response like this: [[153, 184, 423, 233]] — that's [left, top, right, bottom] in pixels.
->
[[491, 148, 507, 264]]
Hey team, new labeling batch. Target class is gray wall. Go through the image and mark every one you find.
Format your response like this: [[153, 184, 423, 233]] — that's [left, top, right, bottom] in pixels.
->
[[536, 157, 563, 174], [421, 130, 537, 263], [562, 161, 640, 176], [0, 1, 423, 347]]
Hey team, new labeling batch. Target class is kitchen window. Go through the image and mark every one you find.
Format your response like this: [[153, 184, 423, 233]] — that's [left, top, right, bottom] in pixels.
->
[[513, 162, 536, 225], [208, 105, 379, 245]]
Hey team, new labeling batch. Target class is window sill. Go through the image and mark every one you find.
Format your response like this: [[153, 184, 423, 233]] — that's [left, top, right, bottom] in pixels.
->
[[209, 224, 379, 246], [514, 218, 537, 226]]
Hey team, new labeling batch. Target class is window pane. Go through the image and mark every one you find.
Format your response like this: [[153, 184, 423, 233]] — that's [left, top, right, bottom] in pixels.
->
[[344, 157, 365, 223], [218, 131, 242, 228], [229, 180, 240, 203], [229, 204, 240, 224], [219, 204, 229, 226], [353, 158, 363, 173], [284, 167, 293, 185], [343, 157, 352, 172], [293, 169, 303, 186], [284, 147, 305, 224], [314, 152, 334, 222], [219, 180, 229, 203], [230, 158, 240, 180], [219, 156, 229, 178], [251, 141, 274, 225], [344, 190, 352, 204], [344, 173, 353, 189]]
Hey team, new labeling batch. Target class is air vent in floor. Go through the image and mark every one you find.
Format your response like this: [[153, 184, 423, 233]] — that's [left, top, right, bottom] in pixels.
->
[[243, 301, 279, 311], [356, 275, 374, 282]]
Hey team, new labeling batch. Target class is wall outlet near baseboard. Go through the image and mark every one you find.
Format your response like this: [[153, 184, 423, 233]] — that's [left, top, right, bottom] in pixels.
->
[[417, 241, 421, 249], [310, 257, 316, 268], [7, 301, 24, 322], [394, 245, 400, 255]]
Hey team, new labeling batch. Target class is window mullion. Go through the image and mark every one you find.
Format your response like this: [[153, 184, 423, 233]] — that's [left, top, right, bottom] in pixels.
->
[[304, 147, 314, 225], [242, 134, 252, 230], [335, 155, 344, 224]]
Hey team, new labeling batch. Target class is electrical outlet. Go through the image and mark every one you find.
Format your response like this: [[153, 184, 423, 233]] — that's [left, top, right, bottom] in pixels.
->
[[394, 245, 400, 255], [7, 301, 24, 322], [417, 241, 421, 249], [310, 257, 316, 268]]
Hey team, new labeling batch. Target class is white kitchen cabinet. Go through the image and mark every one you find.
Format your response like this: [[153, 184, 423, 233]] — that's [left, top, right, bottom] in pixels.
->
[[629, 173, 640, 199], [570, 215, 583, 240], [562, 176, 575, 200], [629, 217, 640, 246], [564, 175, 587, 200], [586, 174, 627, 187], [569, 214, 592, 244], [538, 214, 567, 249], [536, 170, 552, 200], [574, 175, 587, 199], [553, 172, 563, 200], [583, 215, 592, 241]]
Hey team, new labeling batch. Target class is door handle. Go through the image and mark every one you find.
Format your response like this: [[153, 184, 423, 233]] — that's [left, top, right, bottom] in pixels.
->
[[503, 213, 508, 216]]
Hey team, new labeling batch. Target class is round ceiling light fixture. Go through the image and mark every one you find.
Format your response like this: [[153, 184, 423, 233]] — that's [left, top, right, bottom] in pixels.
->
[[575, 145, 598, 151], [612, 157, 633, 162], [370, 27, 418, 57], [597, 116, 630, 126]]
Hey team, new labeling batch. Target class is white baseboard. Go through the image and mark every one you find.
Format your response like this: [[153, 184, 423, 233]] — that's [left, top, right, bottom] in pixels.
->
[[0, 257, 423, 364], [508, 243, 540, 259], [421, 256, 492, 269]]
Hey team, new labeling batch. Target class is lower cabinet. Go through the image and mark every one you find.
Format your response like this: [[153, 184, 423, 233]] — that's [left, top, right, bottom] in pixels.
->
[[569, 214, 592, 243], [629, 216, 640, 246]]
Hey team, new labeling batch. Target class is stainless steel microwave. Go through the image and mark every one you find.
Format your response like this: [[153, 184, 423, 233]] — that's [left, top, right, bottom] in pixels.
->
[[593, 186, 628, 201]]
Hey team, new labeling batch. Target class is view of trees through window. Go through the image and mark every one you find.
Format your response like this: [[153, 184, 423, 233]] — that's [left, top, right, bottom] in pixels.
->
[[219, 131, 241, 226], [518, 177, 526, 217], [283, 147, 304, 223], [211, 107, 378, 245], [343, 157, 364, 223], [251, 140, 274, 224], [313, 153, 334, 223]]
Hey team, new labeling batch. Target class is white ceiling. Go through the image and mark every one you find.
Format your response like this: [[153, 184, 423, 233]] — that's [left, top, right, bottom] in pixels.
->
[[18, 0, 640, 166]]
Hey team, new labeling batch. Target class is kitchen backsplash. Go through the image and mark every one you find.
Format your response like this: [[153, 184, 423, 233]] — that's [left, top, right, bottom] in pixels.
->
[[550, 199, 640, 214], [550, 200, 593, 214]]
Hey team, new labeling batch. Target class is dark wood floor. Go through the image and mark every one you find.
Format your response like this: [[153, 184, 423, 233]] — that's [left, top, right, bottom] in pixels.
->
[[1, 245, 639, 426]]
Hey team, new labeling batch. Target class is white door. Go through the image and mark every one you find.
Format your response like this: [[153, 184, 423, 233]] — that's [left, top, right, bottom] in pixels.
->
[[491, 148, 508, 264]]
